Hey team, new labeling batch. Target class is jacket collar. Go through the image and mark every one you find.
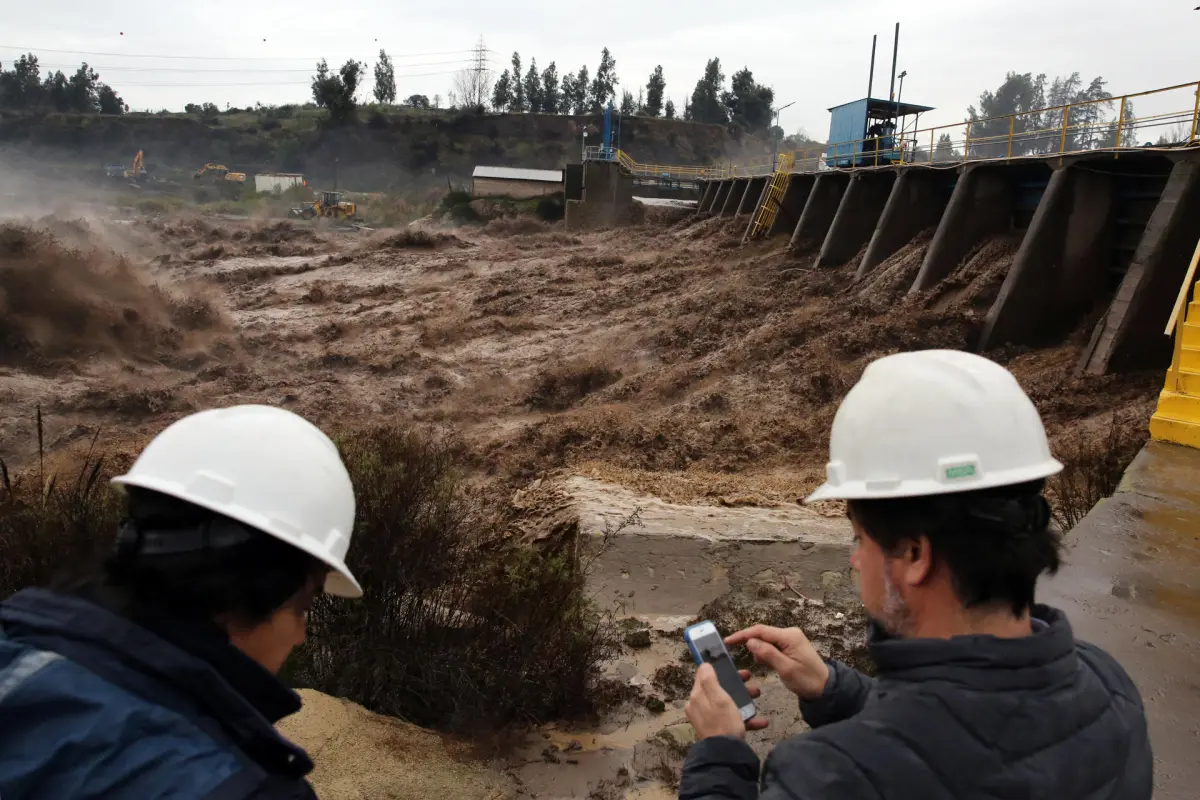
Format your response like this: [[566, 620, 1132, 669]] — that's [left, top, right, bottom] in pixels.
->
[[0, 588, 311, 775], [868, 604, 1078, 691]]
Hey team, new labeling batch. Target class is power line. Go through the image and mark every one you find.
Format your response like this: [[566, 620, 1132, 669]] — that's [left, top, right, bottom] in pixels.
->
[[111, 68, 472, 87], [0, 44, 485, 61], [35, 57, 488, 74]]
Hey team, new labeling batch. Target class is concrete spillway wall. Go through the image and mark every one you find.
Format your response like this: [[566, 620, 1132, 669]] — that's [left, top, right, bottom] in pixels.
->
[[721, 149, 1200, 375]]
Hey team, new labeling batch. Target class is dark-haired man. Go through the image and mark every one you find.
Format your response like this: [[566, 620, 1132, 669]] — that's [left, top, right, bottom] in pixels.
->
[[680, 350, 1153, 800]]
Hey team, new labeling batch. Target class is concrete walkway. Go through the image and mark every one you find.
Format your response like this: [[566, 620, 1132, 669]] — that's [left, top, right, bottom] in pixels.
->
[[1041, 441, 1200, 798]]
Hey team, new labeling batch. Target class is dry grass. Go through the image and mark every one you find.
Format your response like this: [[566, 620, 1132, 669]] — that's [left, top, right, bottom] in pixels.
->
[[1048, 411, 1147, 530]]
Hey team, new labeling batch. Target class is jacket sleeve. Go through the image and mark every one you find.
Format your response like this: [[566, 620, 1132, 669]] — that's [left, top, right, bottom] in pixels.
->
[[759, 735, 883, 799], [799, 659, 875, 728], [679, 732, 884, 800], [678, 736, 760, 800]]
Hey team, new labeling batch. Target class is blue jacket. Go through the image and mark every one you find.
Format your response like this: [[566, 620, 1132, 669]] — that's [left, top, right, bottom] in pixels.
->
[[0, 588, 318, 800], [679, 605, 1153, 800]]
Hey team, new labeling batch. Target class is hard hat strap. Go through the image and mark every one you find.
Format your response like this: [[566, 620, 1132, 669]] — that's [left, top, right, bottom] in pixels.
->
[[115, 517, 254, 558]]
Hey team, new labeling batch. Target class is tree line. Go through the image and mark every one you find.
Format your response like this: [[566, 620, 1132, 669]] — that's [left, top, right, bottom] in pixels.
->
[[0, 53, 126, 114]]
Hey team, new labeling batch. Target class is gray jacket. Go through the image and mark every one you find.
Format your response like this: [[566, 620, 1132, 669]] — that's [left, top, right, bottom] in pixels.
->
[[679, 605, 1152, 799]]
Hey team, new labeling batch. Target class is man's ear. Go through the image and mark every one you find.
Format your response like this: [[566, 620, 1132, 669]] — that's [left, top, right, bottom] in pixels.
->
[[901, 535, 934, 587]]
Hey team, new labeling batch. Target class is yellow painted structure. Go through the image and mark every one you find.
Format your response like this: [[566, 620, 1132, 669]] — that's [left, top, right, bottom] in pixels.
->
[[1150, 237, 1200, 448]]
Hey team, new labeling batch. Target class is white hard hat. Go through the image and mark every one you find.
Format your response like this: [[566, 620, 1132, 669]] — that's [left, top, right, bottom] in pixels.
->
[[806, 350, 1062, 503], [113, 405, 361, 598]]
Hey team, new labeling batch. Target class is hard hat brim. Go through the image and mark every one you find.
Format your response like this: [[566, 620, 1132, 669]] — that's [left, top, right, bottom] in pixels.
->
[[112, 472, 364, 599], [804, 457, 1064, 504]]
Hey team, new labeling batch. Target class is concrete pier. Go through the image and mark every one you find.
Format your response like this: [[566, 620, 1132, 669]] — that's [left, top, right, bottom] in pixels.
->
[[769, 175, 815, 238], [910, 165, 1014, 293], [815, 172, 896, 268], [858, 170, 957, 280], [789, 173, 849, 252], [720, 178, 748, 217], [737, 176, 768, 217], [696, 181, 717, 215], [1081, 157, 1200, 374], [981, 166, 1115, 348]]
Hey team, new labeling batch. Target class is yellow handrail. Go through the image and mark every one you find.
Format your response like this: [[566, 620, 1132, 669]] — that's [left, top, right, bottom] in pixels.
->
[[1165, 236, 1200, 336]]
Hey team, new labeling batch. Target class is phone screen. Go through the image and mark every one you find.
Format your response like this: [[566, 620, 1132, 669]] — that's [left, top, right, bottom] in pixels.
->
[[688, 625, 755, 713]]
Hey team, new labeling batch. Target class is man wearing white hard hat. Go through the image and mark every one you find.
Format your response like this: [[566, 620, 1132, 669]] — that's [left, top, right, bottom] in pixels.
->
[[0, 406, 358, 799], [679, 351, 1152, 799]]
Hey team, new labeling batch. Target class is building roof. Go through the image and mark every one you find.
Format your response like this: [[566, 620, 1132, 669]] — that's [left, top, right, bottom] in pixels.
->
[[828, 97, 936, 116], [472, 165, 563, 183]]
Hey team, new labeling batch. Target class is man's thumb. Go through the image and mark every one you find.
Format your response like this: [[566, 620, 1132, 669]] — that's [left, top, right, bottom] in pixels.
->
[[747, 638, 792, 672]]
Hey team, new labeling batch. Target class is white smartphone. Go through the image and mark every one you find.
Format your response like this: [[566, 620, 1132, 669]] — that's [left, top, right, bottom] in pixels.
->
[[684, 620, 757, 722]]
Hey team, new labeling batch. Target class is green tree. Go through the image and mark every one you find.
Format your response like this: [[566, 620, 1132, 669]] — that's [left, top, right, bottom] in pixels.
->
[[934, 133, 956, 162], [373, 49, 396, 105], [558, 71, 575, 114], [588, 48, 618, 112], [311, 59, 364, 124], [540, 62, 560, 113], [645, 65, 665, 117], [967, 71, 1112, 157], [688, 58, 727, 124], [0, 54, 44, 109], [97, 83, 125, 114], [619, 90, 635, 115], [509, 52, 525, 112], [664, 98, 676, 119], [569, 66, 589, 115], [491, 69, 512, 112], [722, 67, 773, 131], [405, 94, 430, 109], [523, 58, 542, 113]]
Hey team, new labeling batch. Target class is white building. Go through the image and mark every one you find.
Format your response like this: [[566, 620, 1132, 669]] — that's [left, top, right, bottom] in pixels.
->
[[255, 173, 305, 194], [471, 166, 563, 199]]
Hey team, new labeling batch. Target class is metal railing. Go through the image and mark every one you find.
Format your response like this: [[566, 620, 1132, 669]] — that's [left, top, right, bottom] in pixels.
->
[[582, 81, 1200, 182]]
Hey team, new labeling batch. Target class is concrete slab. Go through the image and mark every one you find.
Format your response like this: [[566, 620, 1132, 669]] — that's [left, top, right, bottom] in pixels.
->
[[1040, 441, 1200, 798], [569, 476, 853, 617]]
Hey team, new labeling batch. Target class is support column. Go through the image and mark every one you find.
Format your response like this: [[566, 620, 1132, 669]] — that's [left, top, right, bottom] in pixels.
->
[[789, 173, 849, 252], [768, 175, 814, 238], [910, 166, 1012, 293], [815, 173, 896, 268], [857, 170, 956, 280], [720, 178, 748, 217], [980, 167, 1114, 349], [1081, 158, 1200, 374], [737, 176, 768, 217], [710, 181, 733, 217], [696, 181, 716, 214]]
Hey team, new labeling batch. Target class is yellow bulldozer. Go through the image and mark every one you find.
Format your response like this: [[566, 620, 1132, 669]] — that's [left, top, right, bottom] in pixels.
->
[[193, 163, 247, 183], [289, 191, 357, 220]]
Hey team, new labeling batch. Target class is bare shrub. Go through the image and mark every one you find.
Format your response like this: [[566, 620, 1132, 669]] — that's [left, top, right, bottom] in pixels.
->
[[0, 411, 122, 598], [527, 359, 622, 411], [289, 427, 622, 731], [1048, 412, 1147, 530]]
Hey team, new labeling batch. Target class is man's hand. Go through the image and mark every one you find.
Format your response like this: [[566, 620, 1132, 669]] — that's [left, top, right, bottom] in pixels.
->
[[725, 625, 831, 700], [685, 664, 768, 741]]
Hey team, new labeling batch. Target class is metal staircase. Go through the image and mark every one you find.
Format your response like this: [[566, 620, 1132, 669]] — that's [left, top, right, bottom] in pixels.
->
[[1150, 236, 1200, 448], [742, 153, 795, 244]]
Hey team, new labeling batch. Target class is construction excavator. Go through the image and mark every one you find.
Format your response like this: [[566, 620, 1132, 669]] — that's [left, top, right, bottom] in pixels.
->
[[289, 190, 357, 220], [108, 150, 148, 184], [193, 163, 247, 183]]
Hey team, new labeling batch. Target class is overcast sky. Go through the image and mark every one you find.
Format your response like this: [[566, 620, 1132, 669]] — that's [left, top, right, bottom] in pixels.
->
[[5, 1, 1199, 142]]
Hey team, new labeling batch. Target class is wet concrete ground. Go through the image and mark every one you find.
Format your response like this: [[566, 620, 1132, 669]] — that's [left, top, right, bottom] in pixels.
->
[[1041, 441, 1200, 798]]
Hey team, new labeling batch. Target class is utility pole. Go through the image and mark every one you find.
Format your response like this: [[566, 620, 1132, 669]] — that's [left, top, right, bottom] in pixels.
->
[[771, 101, 796, 171], [333, 157, 339, 191]]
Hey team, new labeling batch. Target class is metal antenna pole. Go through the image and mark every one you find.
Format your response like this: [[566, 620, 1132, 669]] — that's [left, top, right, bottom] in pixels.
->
[[888, 23, 899, 102], [867, 35, 877, 99]]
